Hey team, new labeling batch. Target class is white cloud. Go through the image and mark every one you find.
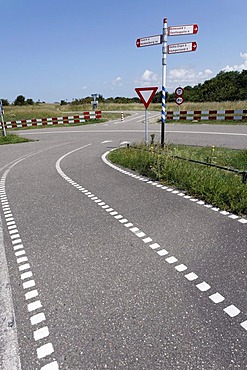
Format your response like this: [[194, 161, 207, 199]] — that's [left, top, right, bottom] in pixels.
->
[[223, 52, 247, 72], [167, 67, 213, 89], [142, 70, 158, 83], [112, 76, 123, 86], [135, 70, 159, 87]]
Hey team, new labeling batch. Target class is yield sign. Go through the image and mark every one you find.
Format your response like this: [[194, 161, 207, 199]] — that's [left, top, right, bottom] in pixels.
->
[[135, 87, 158, 109]]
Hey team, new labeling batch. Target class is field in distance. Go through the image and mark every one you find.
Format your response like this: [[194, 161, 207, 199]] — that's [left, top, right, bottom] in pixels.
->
[[3, 101, 247, 122]]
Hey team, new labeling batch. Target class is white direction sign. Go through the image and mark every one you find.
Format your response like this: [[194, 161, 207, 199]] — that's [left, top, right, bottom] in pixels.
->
[[136, 35, 162, 48], [168, 41, 197, 54], [168, 24, 198, 36]]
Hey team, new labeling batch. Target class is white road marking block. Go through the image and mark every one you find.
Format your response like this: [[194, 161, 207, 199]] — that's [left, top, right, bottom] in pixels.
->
[[37, 343, 54, 359], [136, 231, 146, 238], [30, 312, 46, 325], [238, 218, 247, 224], [124, 223, 133, 228], [196, 281, 211, 292], [25, 290, 38, 300], [23, 280, 36, 289], [223, 305, 240, 317], [209, 292, 225, 304], [21, 271, 33, 280], [19, 263, 30, 271], [119, 218, 128, 223], [185, 272, 198, 281], [150, 243, 160, 250], [34, 326, 49, 341], [240, 320, 247, 331], [175, 264, 187, 272], [27, 300, 42, 312], [157, 249, 168, 256], [15, 250, 26, 256], [166, 256, 178, 264], [143, 237, 152, 244], [17, 256, 28, 264]]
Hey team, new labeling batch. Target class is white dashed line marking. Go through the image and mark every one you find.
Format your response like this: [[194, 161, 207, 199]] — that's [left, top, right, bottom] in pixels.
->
[[175, 264, 187, 272], [185, 272, 198, 281], [209, 292, 225, 304], [150, 243, 161, 250], [37, 343, 54, 359], [143, 237, 152, 244], [25, 290, 39, 300], [54, 144, 247, 353], [23, 280, 36, 289], [34, 326, 50, 341], [21, 271, 33, 280], [27, 300, 42, 312], [196, 282, 211, 292], [165, 256, 178, 264], [240, 321, 247, 331], [157, 249, 168, 256], [30, 313, 46, 325], [223, 305, 241, 317]]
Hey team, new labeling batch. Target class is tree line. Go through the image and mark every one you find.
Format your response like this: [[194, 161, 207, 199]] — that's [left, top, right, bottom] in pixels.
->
[[2, 70, 247, 106]]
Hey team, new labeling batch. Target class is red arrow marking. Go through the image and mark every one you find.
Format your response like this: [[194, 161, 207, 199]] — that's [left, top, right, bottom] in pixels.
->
[[192, 42, 197, 50], [193, 24, 199, 34]]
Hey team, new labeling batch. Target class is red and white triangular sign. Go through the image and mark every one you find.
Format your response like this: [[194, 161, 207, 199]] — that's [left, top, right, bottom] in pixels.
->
[[135, 87, 158, 109]]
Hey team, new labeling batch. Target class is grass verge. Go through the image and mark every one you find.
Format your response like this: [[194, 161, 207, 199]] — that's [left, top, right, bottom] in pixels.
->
[[0, 134, 33, 145], [108, 144, 247, 216]]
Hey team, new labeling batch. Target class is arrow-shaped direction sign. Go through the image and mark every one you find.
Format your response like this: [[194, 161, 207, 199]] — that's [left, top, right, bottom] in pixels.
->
[[168, 24, 198, 36], [136, 35, 162, 48], [168, 41, 197, 54], [135, 87, 158, 109]]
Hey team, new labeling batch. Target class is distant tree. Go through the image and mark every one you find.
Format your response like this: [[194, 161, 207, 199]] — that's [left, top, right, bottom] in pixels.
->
[[14, 95, 26, 106], [182, 70, 247, 102], [60, 100, 67, 105], [0, 99, 9, 106], [26, 98, 34, 105]]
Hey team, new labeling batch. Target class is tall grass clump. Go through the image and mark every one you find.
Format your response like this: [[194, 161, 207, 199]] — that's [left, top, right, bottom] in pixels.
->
[[108, 144, 247, 216]]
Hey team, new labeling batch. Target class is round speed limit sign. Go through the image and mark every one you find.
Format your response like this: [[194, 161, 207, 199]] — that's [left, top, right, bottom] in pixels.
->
[[175, 96, 184, 105], [175, 87, 184, 96]]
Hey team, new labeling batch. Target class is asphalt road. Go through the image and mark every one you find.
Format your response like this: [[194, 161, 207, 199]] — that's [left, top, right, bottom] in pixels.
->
[[0, 113, 247, 370]]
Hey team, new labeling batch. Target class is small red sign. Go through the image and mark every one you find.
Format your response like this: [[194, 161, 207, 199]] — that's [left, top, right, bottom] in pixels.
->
[[175, 87, 184, 96], [135, 87, 158, 109]]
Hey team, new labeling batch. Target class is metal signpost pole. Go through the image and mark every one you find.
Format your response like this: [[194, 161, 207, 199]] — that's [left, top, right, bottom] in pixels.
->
[[0, 100, 6, 137], [161, 18, 168, 147], [145, 108, 148, 145]]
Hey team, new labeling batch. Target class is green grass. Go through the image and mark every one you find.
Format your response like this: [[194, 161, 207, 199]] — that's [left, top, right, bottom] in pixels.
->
[[0, 133, 33, 145], [108, 144, 247, 216], [3, 104, 129, 122]]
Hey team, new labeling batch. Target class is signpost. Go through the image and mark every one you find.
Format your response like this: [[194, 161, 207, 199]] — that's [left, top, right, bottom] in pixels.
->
[[168, 24, 198, 36], [136, 35, 162, 48], [168, 42, 197, 54], [91, 94, 98, 110], [0, 100, 6, 137], [175, 86, 184, 113], [136, 18, 198, 146], [135, 87, 158, 144]]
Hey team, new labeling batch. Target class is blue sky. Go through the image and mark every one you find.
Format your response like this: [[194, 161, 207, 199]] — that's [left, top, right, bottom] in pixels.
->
[[1, 0, 247, 102]]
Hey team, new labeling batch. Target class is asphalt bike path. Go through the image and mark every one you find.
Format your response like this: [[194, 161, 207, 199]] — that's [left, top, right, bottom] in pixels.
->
[[0, 117, 246, 369]]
